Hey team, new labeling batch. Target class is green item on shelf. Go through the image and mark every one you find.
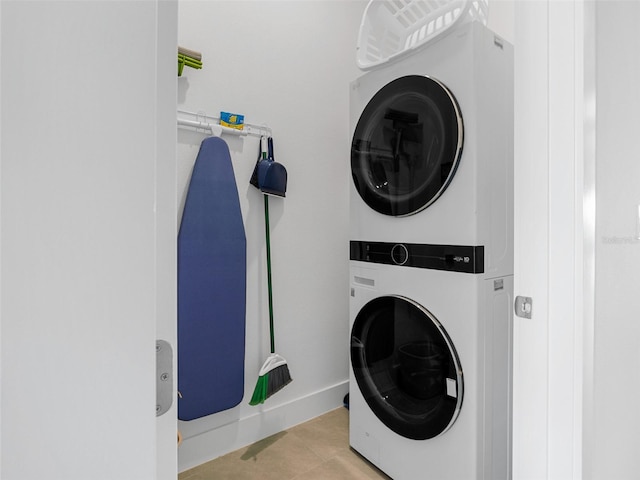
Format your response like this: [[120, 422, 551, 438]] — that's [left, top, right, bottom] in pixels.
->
[[177, 53, 203, 76]]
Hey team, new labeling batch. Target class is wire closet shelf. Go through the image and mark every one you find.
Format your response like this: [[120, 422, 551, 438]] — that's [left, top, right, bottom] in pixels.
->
[[177, 109, 272, 138]]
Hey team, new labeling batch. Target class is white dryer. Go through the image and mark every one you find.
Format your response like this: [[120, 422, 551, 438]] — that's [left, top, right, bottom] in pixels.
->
[[350, 21, 513, 278], [349, 257, 513, 480]]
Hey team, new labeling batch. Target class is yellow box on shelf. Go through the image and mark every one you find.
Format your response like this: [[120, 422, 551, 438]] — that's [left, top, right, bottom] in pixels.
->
[[220, 112, 245, 130]]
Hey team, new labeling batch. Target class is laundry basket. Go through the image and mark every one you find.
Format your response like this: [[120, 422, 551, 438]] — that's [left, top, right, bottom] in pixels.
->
[[356, 0, 489, 71]]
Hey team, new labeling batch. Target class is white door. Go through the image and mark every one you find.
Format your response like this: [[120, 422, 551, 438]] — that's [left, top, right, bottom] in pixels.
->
[[1, 1, 177, 479]]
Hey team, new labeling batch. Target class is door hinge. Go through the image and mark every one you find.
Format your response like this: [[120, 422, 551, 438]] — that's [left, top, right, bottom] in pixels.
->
[[515, 296, 533, 319], [156, 340, 173, 417]]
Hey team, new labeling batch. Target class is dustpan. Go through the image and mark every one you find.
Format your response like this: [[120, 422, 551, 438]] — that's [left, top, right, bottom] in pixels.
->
[[356, 0, 489, 71], [249, 136, 267, 190], [258, 137, 287, 197]]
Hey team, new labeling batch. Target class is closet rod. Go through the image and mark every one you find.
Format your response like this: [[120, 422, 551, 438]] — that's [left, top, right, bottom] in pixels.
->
[[177, 109, 272, 137]]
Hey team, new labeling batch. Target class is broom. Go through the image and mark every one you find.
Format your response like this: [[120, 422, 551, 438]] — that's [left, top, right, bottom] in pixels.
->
[[249, 194, 292, 405]]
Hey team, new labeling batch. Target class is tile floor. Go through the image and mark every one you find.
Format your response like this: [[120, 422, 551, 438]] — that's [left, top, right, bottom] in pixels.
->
[[178, 407, 391, 480]]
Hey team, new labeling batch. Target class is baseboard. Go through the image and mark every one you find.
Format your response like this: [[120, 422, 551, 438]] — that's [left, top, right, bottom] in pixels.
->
[[178, 380, 349, 473]]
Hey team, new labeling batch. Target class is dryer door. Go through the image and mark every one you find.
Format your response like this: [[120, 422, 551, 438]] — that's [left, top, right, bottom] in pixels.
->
[[350, 295, 463, 440], [351, 75, 463, 217]]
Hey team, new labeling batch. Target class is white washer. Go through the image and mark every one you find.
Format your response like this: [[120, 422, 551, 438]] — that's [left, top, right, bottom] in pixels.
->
[[350, 21, 513, 278], [349, 260, 513, 480]]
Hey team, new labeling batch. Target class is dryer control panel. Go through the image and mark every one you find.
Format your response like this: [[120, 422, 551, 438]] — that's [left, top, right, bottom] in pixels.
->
[[350, 240, 484, 274]]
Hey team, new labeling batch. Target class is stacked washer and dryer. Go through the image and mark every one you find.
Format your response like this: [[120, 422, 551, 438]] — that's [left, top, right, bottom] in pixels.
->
[[348, 17, 514, 480]]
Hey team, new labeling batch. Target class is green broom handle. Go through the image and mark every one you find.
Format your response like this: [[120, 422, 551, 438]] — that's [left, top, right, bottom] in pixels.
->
[[264, 194, 276, 354]]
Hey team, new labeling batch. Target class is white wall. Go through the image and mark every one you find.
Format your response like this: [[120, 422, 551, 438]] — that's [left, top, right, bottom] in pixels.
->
[[1, 1, 177, 479], [591, 2, 640, 478], [487, 0, 514, 44], [176, 1, 366, 471]]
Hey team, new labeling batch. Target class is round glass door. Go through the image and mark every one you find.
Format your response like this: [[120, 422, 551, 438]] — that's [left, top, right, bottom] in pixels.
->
[[351, 75, 463, 217], [351, 295, 463, 440]]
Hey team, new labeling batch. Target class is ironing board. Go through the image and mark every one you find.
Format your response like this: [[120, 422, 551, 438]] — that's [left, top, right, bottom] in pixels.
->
[[178, 136, 246, 420]]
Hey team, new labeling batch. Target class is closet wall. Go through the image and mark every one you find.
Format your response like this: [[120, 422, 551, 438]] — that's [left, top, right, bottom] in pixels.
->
[[176, 1, 367, 471], [592, 2, 640, 478]]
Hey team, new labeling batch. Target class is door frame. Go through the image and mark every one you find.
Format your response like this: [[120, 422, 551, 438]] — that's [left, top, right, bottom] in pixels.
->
[[513, 1, 594, 479]]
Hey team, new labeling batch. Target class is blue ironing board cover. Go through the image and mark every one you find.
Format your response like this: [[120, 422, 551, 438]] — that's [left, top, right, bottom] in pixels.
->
[[178, 137, 246, 420]]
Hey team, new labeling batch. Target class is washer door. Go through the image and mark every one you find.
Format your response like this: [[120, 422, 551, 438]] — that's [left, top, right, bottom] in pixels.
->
[[351, 75, 463, 217], [351, 295, 463, 440]]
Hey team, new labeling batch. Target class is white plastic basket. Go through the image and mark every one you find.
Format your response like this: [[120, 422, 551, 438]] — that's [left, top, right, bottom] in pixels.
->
[[356, 0, 489, 71]]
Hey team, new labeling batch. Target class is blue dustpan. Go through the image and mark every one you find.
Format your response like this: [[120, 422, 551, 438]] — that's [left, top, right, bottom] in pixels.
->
[[258, 137, 287, 197]]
